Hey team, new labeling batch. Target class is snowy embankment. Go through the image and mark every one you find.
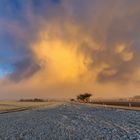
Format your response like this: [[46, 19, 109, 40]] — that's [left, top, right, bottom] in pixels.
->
[[0, 102, 139, 140]]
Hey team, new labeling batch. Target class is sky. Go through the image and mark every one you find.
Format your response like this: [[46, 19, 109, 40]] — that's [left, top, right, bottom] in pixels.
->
[[0, 0, 140, 99]]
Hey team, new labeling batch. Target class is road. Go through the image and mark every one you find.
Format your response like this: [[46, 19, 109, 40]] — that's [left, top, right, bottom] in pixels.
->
[[0, 102, 140, 140]]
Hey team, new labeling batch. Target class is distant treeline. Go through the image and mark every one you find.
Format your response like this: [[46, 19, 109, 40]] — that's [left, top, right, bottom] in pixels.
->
[[92, 101, 140, 107], [19, 98, 46, 102]]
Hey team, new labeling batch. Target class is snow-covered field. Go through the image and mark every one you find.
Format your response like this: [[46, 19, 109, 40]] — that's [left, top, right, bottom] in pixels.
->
[[0, 102, 140, 140]]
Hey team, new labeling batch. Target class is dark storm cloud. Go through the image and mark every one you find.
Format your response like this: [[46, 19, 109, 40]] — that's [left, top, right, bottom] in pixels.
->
[[0, 0, 140, 84], [67, 0, 140, 83], [9, 58, 41, 82], [0, 0, 44, 81]]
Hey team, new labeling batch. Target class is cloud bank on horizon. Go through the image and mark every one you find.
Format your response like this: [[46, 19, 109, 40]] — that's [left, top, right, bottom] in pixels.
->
[[0, 0, 140, 99]]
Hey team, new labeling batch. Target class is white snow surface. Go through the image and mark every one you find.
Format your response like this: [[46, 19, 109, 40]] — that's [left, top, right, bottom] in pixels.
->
[[0, 102, 139, 140]]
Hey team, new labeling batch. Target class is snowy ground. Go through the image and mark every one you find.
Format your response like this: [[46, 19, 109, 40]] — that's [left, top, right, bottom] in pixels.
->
[[0, 102, 139, 140]]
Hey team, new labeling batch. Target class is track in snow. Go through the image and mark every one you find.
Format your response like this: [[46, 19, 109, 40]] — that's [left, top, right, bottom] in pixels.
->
[[0, 102, 139, 140]]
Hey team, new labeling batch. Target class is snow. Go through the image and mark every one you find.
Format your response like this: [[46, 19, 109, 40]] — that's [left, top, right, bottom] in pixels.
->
[[0, 102, 139, 140]]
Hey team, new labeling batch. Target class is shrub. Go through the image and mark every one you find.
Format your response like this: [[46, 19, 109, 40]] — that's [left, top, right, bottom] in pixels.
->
[[19, 98, 45, 102], [70, 99, 75, 102]]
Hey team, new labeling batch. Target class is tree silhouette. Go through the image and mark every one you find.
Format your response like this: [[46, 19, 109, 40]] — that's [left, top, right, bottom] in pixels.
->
[[77, 93, 92, 103]]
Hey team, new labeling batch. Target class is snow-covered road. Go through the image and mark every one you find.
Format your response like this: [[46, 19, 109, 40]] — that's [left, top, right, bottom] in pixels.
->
[[0, 102, 140, 140]]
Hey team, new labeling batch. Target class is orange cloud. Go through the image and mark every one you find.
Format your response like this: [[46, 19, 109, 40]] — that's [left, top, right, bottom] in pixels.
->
[[0, 0, 140, 99]]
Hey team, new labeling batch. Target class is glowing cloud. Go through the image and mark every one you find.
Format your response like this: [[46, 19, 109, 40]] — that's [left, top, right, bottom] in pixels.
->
[[0, 0, 140, 99], [33, 37, 88, 84]]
